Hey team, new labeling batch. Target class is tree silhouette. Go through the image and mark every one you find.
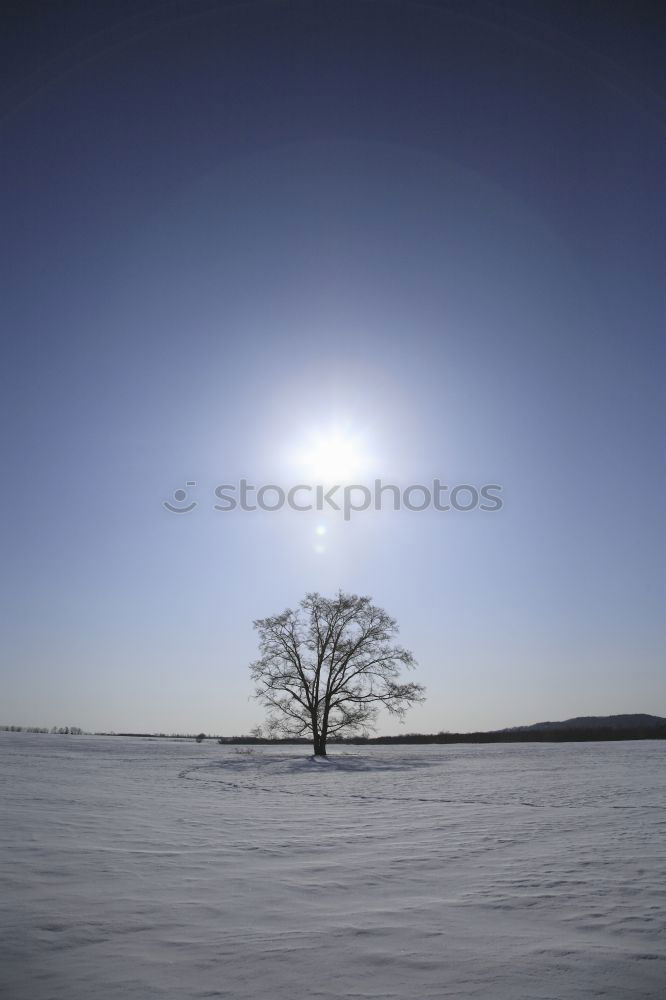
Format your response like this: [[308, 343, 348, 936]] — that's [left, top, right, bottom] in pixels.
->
[[250, 591, 425, 756]]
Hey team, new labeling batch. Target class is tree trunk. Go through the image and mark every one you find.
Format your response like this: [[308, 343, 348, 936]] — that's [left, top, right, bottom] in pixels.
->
[[312, 711, 326, 756], [316, 714, 329, 757]]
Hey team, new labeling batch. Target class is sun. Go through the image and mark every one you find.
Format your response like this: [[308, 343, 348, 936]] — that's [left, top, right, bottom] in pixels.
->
[[299, 428, 366, 483]]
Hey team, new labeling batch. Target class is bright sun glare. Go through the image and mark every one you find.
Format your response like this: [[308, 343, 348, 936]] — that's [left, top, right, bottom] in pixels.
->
[[299, 429, 366, 482]]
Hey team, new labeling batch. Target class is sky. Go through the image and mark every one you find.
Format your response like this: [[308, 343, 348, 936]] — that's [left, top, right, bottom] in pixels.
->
[[1, 0, 664, 734]]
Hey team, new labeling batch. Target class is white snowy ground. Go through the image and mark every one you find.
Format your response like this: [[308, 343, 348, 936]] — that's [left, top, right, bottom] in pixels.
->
[[0, 734, 664, 999]]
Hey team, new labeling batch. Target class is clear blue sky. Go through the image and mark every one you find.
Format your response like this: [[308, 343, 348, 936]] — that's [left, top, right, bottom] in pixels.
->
[[1, 1, 664, 733]]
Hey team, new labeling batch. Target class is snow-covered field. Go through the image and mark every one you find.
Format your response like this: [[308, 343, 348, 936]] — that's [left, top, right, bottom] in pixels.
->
[[1, 733, 664, 999]]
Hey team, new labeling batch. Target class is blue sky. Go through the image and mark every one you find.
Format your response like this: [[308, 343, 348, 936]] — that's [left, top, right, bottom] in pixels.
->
[[1, 1, 663, 733]]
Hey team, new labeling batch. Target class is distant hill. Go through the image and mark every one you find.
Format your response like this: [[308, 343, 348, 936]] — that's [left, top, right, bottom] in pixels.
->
[[354, 713, 666, 745], [505, 714, 666, 733]]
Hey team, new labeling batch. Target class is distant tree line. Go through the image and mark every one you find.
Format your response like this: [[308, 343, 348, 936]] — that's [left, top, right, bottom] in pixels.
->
[[9, 724, 660, 744], [214, 725, 666, 745], [354, 725, 666, 743], [1, 725, 84, 734], [107, 731, 212, 739]]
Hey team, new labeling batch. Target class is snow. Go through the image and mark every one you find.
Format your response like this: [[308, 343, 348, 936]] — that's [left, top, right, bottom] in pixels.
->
[[1, 733, 664, 999]]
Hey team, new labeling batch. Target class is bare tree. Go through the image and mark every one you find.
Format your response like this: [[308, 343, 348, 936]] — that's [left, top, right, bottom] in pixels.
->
[[250, 591, 425, 756]]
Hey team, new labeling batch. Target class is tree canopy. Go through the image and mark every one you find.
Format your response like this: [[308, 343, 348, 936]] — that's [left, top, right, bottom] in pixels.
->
[[250, 591, 425, 755]]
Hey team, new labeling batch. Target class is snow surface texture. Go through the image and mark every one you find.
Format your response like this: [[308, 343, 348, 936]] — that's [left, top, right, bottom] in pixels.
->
[[1, 734, 665, 999]]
